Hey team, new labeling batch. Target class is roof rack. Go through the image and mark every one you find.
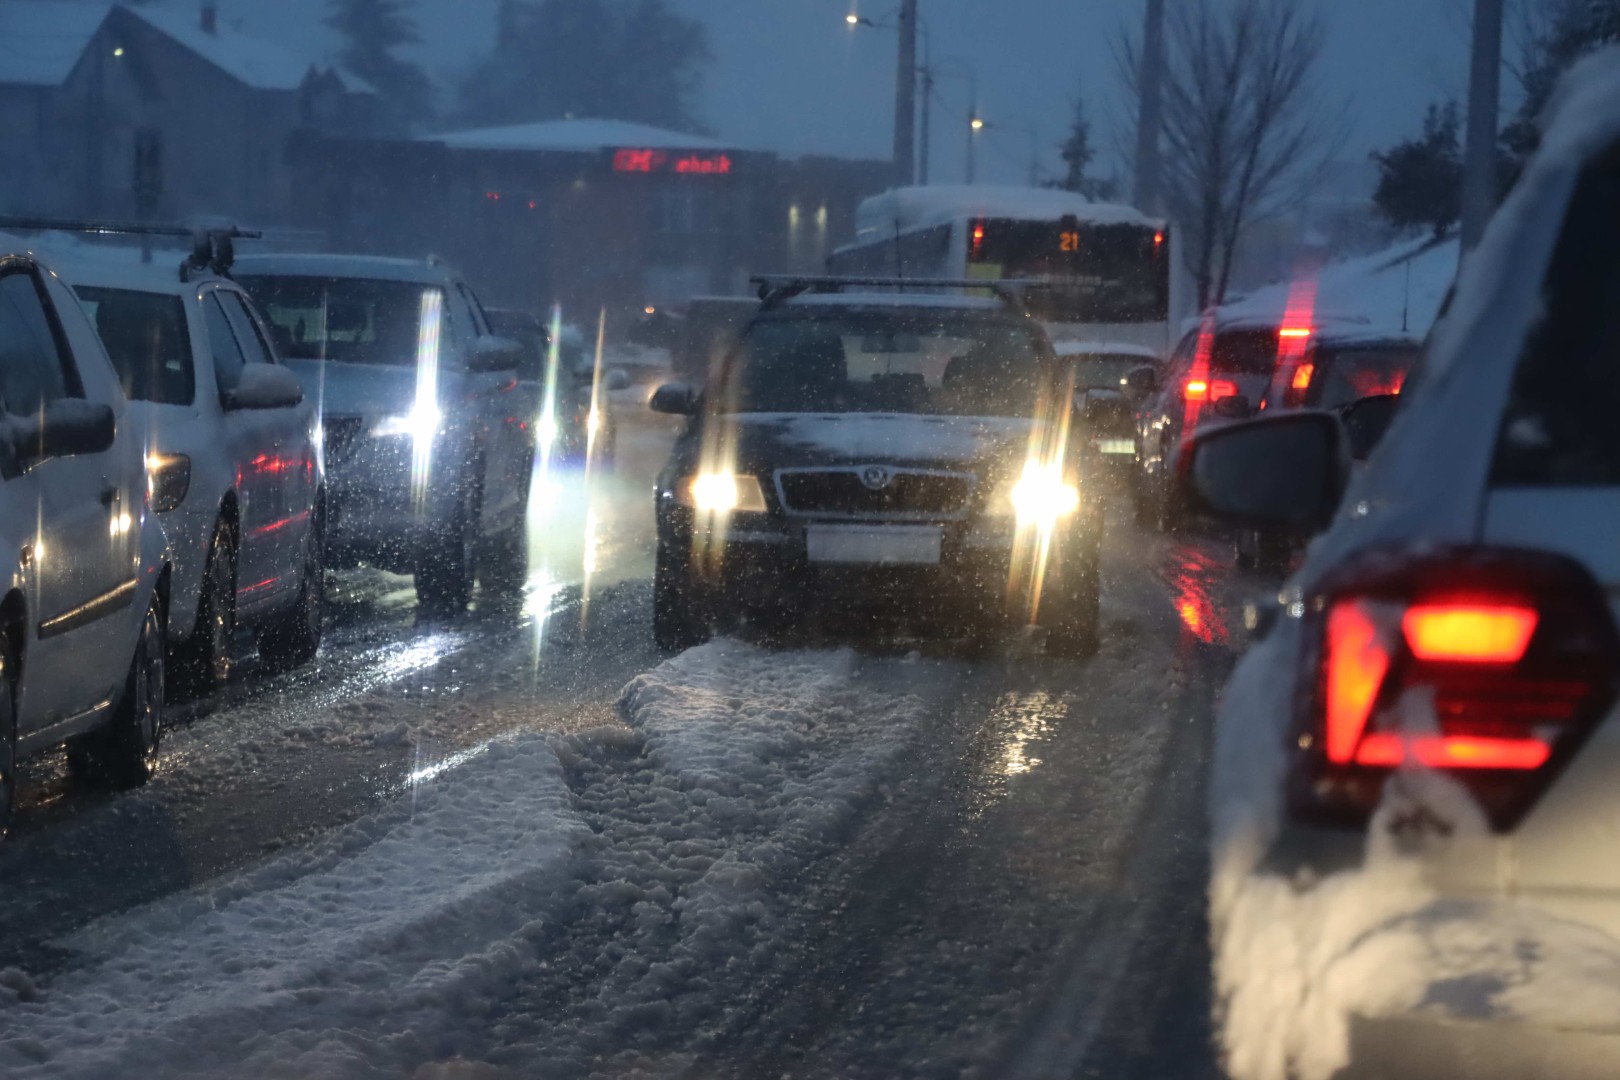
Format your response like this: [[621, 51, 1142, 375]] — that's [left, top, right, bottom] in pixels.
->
[[0, 217, 262, 283], [748, 274, 1036, 312]]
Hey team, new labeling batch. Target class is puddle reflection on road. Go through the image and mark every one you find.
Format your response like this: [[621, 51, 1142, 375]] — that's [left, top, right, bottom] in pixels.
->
[[968, 690, 1069, 817]]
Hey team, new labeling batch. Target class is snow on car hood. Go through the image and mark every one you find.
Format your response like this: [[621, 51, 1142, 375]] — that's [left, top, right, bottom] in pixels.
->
[[282, 357, 464, 420], [723, 412, 1036, 473]]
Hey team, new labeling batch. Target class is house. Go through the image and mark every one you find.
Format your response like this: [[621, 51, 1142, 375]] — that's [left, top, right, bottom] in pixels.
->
[[0, 1, 376, 225]]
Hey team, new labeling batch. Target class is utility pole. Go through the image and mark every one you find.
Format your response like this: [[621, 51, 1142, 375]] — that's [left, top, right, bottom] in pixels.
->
[[967, 113, 983, 185], [1133, 0, 1166, 213], [918, 66, 934, 185], [1460, 0, 1503, 252], [894, 0, 919, 187]]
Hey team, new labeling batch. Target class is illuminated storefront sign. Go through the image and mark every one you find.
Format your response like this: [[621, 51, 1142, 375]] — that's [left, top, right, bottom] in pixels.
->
[[611, 148, 734, 175]]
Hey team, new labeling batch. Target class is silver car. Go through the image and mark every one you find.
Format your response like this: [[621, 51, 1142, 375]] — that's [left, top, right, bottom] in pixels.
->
[[234, 255, 533, 610]]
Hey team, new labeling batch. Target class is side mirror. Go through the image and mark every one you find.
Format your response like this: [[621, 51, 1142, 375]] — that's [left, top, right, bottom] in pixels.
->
[[649, 382, 699, 416], [1210, 393, 1254, 420], [466, 335, 522, 375], [1185, 412, 1347, 533], [8, 399, 117, 461], [1339, 393, 1401, 461], [1123, 365, 1157, 400], [605, 368, 633, 392], [226, 363, 305, 410]]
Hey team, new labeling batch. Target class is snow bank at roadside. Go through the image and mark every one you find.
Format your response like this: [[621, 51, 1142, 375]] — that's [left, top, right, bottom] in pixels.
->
[[0, 640, 926, 1079], [1211, 625, 1620, 1080]]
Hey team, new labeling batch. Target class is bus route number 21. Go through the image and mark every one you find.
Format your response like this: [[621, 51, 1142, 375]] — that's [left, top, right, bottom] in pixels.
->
[[1059, 231, 1081, 253]]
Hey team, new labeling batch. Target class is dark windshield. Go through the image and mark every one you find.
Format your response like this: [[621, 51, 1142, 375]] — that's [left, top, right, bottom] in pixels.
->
[[236, 275, 443, 367], [1212, 329, 1285, 375], [75, 286, 195, 405], [720, 311, 1049, 417]]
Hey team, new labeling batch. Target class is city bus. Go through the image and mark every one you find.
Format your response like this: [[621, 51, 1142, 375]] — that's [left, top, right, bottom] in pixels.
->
[[828, 185, 1187, 354]]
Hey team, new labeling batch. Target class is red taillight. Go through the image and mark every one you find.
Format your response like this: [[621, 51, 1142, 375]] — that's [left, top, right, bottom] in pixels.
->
[[1210, 379, 1239, 401], [1290, 548, 1620, 830], [1402, 602, 1539, 663], [1291, 362, 1314, 391], [1184, 379, 1208, 400]]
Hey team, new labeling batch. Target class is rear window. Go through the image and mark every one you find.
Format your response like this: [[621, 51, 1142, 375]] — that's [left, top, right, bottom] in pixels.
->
[[1210, 329, 1283, 375], [237, 275, 444, 368], [1067, 353, 1151, 392], [1491, 142, 1620, 486], [1299, 345, 1416, 409], [76, 286, 195, 405]]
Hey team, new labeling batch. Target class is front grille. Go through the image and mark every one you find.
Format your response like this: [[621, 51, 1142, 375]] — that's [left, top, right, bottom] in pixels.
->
[[776, 468, 973, 518], [321, 415, 366, 462]]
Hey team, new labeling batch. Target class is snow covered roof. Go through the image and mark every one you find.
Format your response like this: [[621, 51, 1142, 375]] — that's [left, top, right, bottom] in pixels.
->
[[0, 2, 112, 87], [1216, 236, 1459, 339], [855, 185, 1161, 243], [122, 4, 324, 91], [1054, 340, 1161, 360], [425, 118, 733, 154]]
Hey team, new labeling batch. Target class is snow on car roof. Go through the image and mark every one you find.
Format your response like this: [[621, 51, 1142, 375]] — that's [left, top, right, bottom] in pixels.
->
[[233, 253, 458, 284], [424, 118, 734, 154], [0, 2, 110, 87], [854, 185, 1160, 244], [1053, 341, 1161, 359], [55, 258, 220, 294]]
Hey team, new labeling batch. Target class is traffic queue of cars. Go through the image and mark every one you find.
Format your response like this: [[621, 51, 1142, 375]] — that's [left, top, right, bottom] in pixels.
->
[[0, 230, 545, 829]]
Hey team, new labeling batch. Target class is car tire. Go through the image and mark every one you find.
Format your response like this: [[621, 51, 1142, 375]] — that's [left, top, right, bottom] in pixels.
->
[[172, 522, 236, 701], [1046, 535, 1101, 659], [258, 507, 324, 673], [653, 544, 711, 653], [0, 643, 17, 837], [417, 483, 481, 613], [78, 597, 165, 789]]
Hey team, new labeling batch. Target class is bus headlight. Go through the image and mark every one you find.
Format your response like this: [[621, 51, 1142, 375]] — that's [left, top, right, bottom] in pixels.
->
[[1007, 462, 1080, 527], [682, 472, 768, 513]]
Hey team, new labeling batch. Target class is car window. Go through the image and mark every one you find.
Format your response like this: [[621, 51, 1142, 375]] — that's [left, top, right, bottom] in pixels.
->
[[721, 312, 1049, 417], [0, 268, 75, 415], [1068, 353, 1152, 392], [76, 286, 196, 406], [1210, 329, 1283, 375], [1491, 141, 1620, 487], [203, 292, 248, 399], [457, 283, 490, 336], [239, 275, 444, 367], [219, 292, 272, 367], [1304, 345, 1416, 409]]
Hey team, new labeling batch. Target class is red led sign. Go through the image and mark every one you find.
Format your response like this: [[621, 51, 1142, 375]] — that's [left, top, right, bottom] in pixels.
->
[[612, 148, 733, 175]]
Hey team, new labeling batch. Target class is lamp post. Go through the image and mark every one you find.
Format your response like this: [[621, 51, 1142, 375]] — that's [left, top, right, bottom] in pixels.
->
[[967, 113, 984, 185], [849, 7, 971, 187]]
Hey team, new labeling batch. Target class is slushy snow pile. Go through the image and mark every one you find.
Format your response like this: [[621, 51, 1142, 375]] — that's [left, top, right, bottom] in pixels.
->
[[0, 641, 925, 1079]]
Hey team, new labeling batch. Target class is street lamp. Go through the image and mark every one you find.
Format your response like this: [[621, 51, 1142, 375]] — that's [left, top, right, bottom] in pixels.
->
[[847, 9, 976, 187]]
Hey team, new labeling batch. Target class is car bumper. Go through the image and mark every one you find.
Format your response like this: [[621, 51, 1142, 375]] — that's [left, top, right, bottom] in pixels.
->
[[325, 432, 461, 571], [663, 507, 1099, 626]]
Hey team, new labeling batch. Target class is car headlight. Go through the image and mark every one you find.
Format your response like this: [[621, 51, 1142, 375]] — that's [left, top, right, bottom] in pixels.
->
[[680, 472, 768, 513], [371, 403, 442, 440], [1006, 461, 1081, 526], [536, 409, 559, 447]]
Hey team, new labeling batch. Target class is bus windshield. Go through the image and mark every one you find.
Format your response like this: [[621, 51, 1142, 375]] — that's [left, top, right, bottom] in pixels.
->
[[971, 219, 1168, 324]]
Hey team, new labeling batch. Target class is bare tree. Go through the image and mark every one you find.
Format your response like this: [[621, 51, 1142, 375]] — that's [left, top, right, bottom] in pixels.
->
[[1119, 0, 1339, 307]]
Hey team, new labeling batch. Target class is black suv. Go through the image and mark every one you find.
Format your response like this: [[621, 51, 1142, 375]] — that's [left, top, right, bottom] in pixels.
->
[[648, 277, 1102, 655]]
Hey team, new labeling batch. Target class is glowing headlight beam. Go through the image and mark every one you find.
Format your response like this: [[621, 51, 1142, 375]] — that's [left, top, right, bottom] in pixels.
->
[[1009, 461, 1081, 527], [687, 472, 767, 514], [409, 289, 443, 511]]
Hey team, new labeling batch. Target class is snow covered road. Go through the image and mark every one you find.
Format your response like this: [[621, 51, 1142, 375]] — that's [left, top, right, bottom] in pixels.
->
[[0, 423, 1252, 1078]]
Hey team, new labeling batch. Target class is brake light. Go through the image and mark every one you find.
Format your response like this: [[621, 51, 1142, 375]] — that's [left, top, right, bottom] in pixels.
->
[[1279, 327, 1312, 339], [1402, 602, 1538, 663], [1210, 379, 1239, 401], [1289, 548, 1620, 830], [1291, 362, 1314, 391], [1184, 379, 1208, 400]]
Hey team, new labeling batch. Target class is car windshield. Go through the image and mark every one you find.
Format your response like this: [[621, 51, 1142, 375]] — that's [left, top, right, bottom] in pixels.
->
[[1068, 353, 1150, 392], [719, 311, 1048, 417], [236, 275, 443, 367], [74, 286, 195, 405]]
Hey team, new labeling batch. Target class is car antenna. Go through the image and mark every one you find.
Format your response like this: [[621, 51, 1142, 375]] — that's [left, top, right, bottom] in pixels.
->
[[1401, 257, 1412, 334]]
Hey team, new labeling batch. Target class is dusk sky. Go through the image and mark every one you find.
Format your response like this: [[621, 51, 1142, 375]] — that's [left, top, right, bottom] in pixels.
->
[[221, 0, 1473, 189]]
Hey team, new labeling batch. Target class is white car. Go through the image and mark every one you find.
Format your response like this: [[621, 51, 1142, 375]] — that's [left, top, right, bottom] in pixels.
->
[[1188, 50, 1620, 1080], [0, 235, 171, 828], [67, 261, 324, 699]]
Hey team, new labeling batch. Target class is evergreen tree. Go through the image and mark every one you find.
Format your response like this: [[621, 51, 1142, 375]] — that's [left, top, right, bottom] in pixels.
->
[[456, 0, 711, 132], [1502, 0, 1620, 170], [1370, 102, 1462, 240], [325, 0, 435, 134], [1057, 95, 1095, 194]]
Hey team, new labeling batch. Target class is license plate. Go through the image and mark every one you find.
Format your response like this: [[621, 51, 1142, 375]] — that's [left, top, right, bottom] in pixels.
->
[[806, 526, 942, 565], [1096, 438, 1135, 455]]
